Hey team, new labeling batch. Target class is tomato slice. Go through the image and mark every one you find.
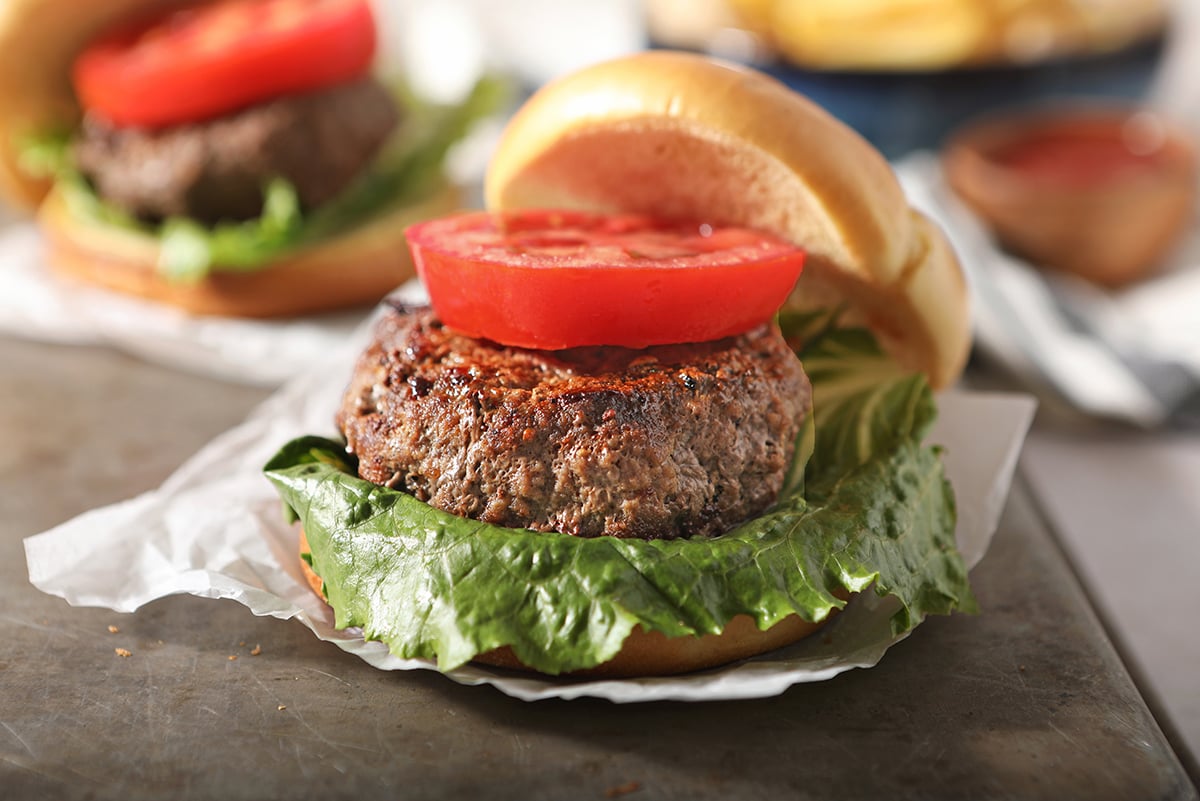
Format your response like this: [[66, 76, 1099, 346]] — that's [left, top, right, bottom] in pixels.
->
[[72, 0, 376, 128], [406, 210, 806, 349]]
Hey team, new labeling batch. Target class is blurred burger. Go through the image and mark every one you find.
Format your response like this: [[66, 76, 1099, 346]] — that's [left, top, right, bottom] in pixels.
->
[[266, 52, 976, 678], [0, 0, 497, 317]]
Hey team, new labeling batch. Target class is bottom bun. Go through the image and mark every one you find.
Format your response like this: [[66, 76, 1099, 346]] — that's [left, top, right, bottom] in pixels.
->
[[299, 528, 842, 678], [472, 614, 837, 678], [38, 183, 462, 318]]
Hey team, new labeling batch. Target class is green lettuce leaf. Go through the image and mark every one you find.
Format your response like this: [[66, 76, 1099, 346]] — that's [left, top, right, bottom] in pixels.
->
[[19, 77, 505, 282], [157, 179, 304, 282], [16, 128, 73, 179], [782, 307, 936, 492], [263, 320, 974, 675]]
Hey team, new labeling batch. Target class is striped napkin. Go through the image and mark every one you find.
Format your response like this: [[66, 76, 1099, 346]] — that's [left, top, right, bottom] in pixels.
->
[[897, 152, 1200, 428]]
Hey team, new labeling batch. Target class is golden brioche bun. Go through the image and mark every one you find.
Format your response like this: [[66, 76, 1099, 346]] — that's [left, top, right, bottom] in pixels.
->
[[297, 529, 844, 677], [0, 0, 191, 211], [485, 51, 969, 389], [644, 0, 1167, 71], [40, 183, 462, 318]]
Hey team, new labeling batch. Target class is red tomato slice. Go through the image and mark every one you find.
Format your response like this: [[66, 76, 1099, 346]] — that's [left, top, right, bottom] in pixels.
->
[[72, 0, 376, 128], [407, 210, 806, 349]]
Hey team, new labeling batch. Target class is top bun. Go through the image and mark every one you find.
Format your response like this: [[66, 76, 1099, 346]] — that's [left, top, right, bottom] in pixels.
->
[[485, 51, 969, 389], [0, 0, 186, 210]]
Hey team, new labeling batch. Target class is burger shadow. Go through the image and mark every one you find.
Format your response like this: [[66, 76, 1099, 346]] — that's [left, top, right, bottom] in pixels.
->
[[103, 506, 1180, 801], [404, 508, 1175, 801], [415, 618, 965, 798]]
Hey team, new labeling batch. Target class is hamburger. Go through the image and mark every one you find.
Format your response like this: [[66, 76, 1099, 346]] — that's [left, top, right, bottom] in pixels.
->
[[0, 0, 495, 317], [265, 51, 974, 677]]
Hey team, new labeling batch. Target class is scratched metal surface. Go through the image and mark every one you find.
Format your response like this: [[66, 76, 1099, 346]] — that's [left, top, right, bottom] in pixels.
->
[[1, 336, 1196, 801]]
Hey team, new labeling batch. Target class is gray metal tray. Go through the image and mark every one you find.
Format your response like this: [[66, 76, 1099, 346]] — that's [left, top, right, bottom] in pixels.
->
[[1, 338, 1195, 800]]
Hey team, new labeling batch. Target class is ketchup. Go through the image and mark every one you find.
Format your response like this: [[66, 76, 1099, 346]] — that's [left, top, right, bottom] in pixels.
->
[[996, 124, 1163, 189]]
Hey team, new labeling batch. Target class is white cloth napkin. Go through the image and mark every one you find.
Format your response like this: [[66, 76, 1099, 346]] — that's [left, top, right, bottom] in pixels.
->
[[897, 153, 1200, 428]]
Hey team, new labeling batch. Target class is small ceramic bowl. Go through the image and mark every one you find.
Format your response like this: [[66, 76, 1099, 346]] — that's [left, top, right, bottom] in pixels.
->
[[942, 107, 1198, 287]]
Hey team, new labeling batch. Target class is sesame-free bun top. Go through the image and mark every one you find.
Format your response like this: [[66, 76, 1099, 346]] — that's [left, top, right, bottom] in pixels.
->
[[0, 0, 189, 210], [485, 51, 969, 389]]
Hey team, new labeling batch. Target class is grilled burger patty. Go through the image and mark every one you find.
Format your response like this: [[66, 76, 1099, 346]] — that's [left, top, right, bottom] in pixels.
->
[[337, 302, 812, 540], [74, 78, 399, 224]]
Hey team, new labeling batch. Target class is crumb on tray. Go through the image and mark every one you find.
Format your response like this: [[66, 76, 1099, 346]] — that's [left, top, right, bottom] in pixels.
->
[[605, 781, 641, 798]]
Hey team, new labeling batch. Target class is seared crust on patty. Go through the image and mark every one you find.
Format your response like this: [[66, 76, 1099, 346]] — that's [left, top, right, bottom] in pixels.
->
[[337, 303, 811, 539]]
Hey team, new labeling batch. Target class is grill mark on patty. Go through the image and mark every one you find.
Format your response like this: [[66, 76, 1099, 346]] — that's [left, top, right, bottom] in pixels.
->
[[338, 306, 812, 539]]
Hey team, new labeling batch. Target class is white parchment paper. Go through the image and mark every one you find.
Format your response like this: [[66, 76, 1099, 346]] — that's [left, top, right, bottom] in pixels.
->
[[23, 302, 1035, 702], [0, 223, 367, 386]]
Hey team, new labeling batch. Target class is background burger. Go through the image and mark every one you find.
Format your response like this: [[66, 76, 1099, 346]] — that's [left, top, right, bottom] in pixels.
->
[[265, 51, 975, 677], [0, 0, 497, 317]]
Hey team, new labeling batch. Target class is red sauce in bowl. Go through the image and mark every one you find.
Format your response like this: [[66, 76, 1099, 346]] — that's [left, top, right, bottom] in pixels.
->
[[998, 135, 1160, 187], [942, 108, 1198, 286], [994, 116, 1168, 188]]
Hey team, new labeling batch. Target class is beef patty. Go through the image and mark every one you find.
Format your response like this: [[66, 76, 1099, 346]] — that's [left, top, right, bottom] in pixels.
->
[[74, 78, 399, 224], [337, 303, 812, 540]]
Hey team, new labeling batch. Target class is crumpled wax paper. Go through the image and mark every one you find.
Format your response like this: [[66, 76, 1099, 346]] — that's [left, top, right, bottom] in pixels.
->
[[0, 223, 368, 386], [23, 298, 1036, 702]]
